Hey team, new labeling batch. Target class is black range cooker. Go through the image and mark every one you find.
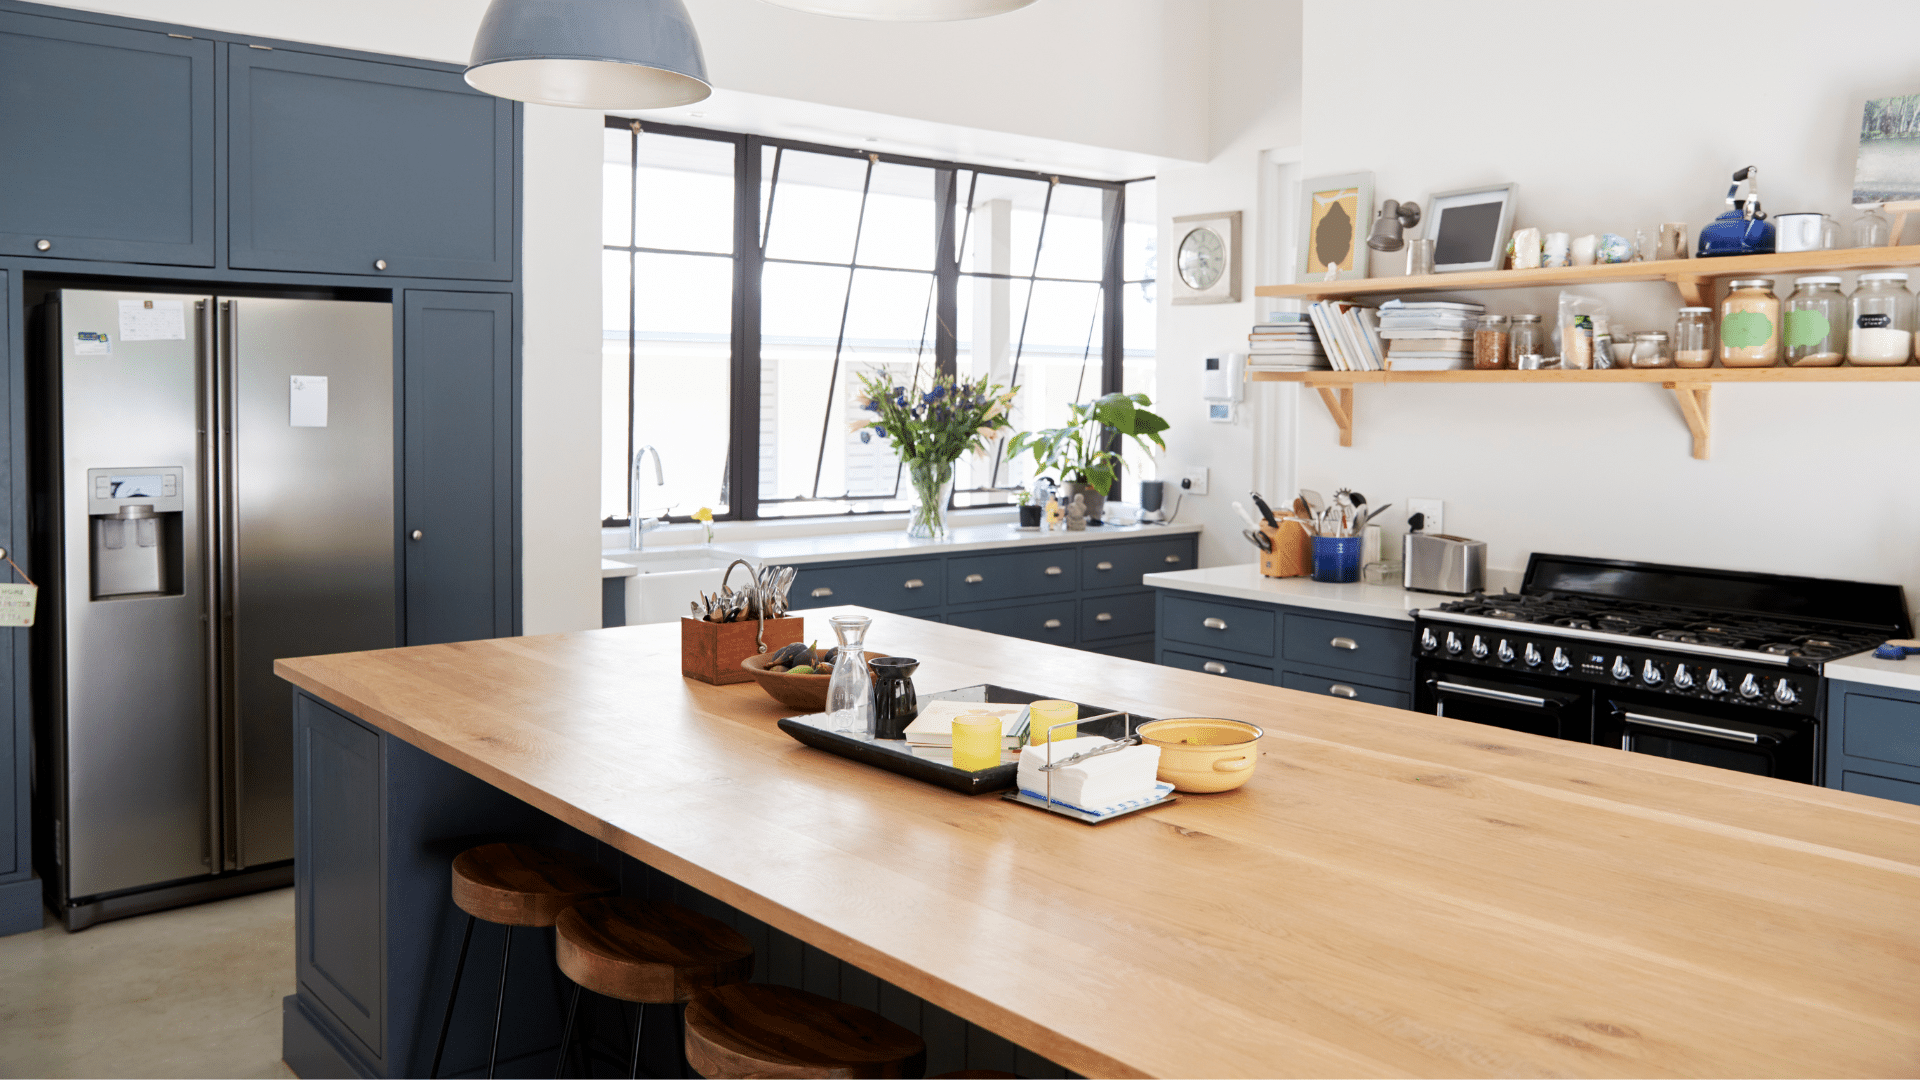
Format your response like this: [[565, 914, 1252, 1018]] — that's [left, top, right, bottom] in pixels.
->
[[1413, 554, 1911, 784]]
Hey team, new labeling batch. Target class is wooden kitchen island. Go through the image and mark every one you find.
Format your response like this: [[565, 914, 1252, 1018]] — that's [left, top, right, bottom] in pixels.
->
[[276, 607, 1920, 1079]]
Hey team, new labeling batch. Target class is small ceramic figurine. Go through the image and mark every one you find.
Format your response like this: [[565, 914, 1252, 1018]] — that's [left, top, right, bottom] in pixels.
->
[[1044, 496, 1063, 531], [1065, 494, 1087, 531]]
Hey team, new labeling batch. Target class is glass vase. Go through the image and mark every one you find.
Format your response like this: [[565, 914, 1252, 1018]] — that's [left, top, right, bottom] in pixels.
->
[[904, 458, 956, 540], [824, 614, 872, 735]]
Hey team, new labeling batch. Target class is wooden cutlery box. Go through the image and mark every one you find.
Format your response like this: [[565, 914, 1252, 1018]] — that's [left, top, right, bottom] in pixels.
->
[[681, 616, 806, 685]]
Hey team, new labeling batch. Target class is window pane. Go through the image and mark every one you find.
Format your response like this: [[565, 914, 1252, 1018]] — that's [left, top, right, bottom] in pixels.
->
[[1124, 179, 1155, 282], [630, 252, 732, 516], [956, 171, 1049, 278], [634, 251, 732, 335], [1032, 182, 1106, 282], [603, 126, 632, 247], [955, 276, 1103, 499], [762, 148, 869, 265], [1121, 179, 1159, 504], [602, 250, 632, 519], [853, 162, 937, 271], [634, 131, 734, 254]]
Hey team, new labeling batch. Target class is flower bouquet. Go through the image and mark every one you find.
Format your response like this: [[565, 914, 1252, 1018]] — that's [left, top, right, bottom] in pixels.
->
[[852, 371, 1018, 539]]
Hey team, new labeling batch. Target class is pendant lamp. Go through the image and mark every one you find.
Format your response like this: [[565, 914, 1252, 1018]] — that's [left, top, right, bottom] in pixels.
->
[[759, 0, 1038, 19], [466, 0, 711, 110]]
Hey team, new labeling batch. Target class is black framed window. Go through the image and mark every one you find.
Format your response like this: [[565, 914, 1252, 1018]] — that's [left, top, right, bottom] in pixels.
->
[[603, 118, 1145, 523]]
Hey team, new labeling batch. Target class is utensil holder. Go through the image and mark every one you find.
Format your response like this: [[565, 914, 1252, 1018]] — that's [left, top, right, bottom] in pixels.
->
[[1258, 519, 1313, 578], [1310, 536, 1363, 583], [681, 616, 805, 685]]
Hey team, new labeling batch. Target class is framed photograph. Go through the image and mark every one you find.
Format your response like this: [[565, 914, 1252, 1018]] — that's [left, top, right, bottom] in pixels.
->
[[1425, 182, 1518, 273], [1170, 210, 1241, 304], [1295, 172, 1373, 280], [1853, 94, 1920, 204]]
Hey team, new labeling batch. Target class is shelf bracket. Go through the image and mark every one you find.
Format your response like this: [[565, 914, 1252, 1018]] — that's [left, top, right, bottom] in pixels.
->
[[1315, 385, 1354, 447], [1665, 381, 1712, 460], [1673, 274, 1714, 309]]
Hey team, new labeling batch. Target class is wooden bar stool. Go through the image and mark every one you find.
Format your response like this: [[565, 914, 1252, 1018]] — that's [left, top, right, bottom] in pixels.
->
[[429, 843, 617, 1079], [554, 897, 755, 1078], [684, 983, 926, 1079]]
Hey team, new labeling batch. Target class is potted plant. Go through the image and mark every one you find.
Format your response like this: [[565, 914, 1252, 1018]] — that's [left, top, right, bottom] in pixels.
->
[[852, 371, 1019, 540], [1016, 487, 1043, 529], [1007, 392, 1169, 525]]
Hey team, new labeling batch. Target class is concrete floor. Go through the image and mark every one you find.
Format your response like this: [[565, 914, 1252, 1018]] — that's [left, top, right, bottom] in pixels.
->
[[0, 887, 296, 1079]]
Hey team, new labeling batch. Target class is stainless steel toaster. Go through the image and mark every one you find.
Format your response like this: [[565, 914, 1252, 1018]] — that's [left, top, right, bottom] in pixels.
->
[[1403, 533, 1486, 595]]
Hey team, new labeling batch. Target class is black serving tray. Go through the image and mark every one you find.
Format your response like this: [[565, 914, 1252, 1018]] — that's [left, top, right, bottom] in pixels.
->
[[775, 684, 1150, 795]]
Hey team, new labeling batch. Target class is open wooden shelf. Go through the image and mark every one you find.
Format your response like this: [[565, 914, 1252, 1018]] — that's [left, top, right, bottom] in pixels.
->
[[1247, 365, 1920, 460]]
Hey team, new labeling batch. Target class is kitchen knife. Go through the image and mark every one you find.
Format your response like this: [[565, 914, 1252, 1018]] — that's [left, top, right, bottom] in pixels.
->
[[1249, 491, 1280, 528]]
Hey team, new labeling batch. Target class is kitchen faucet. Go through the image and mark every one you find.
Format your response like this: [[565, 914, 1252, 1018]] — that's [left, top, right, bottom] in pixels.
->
[[629, 444, 667, 550]]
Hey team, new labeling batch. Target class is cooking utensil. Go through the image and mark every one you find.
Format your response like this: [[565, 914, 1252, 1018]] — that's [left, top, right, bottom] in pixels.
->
[[1230, 501, 1263, 531], [1249, 492, 1280, 528], [1356, 502, 1393, 533], [1242, 528, 1272, 553], [1136, 717, 1264, 793]]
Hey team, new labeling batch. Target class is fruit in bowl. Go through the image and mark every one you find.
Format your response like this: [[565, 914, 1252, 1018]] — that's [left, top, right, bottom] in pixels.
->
[[739, 641, 875, 711]]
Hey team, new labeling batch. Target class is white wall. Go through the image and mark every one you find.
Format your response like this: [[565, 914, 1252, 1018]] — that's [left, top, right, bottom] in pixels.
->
[[1295, 0, 1920, 613]]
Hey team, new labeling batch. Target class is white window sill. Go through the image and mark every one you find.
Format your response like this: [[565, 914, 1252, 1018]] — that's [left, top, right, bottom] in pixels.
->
[[601, 506, 1021, 553]]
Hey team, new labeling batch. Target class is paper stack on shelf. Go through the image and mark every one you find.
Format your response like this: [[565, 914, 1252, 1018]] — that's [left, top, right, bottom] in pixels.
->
[[1379, 298, 1481, 371], [1246, 312, 1327, 370], [1305, 300, 1383, 371]]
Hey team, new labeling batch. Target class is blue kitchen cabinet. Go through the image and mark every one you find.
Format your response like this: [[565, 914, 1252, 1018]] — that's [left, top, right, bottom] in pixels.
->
[[402, 292, 515, 645], [0, 267, 32, 936], [946, 598, 1077, 645], [0, 10, 214, 266], [792, 558, 943, 612], [946, 548, 1078, 606], [1153, 588, 1416, 709], [229, 46, 514, 281], [1826, 680, 1920, 807]]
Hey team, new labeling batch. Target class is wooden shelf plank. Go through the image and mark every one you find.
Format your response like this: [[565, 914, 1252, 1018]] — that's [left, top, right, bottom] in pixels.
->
[[1255, 245, 1920, 300], [1247, 366, 1920, 385]]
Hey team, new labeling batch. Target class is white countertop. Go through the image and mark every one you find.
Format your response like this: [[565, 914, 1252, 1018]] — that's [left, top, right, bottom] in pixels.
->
[[1826, 650, 1920, 695], [602, 559, 639, 579], [1143, 562, 1522, 622], [704, 521, 1203, 566]]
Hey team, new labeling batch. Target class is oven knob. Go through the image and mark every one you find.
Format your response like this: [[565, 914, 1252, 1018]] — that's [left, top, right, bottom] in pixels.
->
[[1471, 634, 1489, 658], [1609, 656, 1630, 680], [1497, 639, 1515, 663], [1641, 659, 1663, 685], [1738, 673, 1762, 699], [1551, 646, 1571, 672], [1706, 668, 1728, 694], [1524, 642, 1543, 667], [1672, 664, 1695, 690], [1445, 631, 1463, 655], [1773, 678, 1799, 706], [1420, 627, 1438, 651]]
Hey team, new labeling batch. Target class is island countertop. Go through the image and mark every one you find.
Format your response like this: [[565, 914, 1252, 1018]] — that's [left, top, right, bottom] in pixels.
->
[[276, 609, 1920, 1078]]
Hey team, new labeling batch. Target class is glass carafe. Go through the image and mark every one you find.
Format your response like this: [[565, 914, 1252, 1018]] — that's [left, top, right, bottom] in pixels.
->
[[824, 614, 872, 734]]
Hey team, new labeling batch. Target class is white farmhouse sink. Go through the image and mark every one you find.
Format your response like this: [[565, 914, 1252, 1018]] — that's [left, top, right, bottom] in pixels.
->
[[604, 548, 740, 625]]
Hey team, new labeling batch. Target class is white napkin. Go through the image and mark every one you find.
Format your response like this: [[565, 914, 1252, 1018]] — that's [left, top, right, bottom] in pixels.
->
[[1016, 736, 1161, 811]]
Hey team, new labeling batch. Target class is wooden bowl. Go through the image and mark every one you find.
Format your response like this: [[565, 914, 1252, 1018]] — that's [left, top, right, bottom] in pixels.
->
[[739, 650, 875, 712], [1136, 718, 1264, 793]]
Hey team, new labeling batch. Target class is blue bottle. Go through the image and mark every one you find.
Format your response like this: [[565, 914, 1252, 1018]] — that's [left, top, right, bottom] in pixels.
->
[[1698, 166, 1775, 257]]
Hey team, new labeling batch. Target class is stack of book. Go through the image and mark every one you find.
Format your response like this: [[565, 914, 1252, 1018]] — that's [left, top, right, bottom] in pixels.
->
[[1245, 313, 1327, 370], [1378, 299, 1483, 371], [1305, 299, 1383, 371]]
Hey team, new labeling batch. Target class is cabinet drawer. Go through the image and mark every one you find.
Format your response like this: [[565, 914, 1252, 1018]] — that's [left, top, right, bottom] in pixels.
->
[[1841, 769, 1920, 807], [1161, 595, 1276, 658], [946, 599, 1076, 645], [1082, 538, 1192, 590], [792, 559, 943, 612], [1282, 613, 1412, 681], [1091, 639, 1155, 664], [1840, 691, 1920, 768], [1281, 670, 1410, 710], [947, 548, 1077, 605], [1079, 592, 1156, 642], [1160, 648, 1274, 684]]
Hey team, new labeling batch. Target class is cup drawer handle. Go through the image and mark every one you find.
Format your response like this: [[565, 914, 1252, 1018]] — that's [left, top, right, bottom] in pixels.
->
[[1096, 561, 1114, 571], [903, 579, 924, 589], [1094, 612, 1113, 622], [1164, 554, 1182, 564], [1043, 618, 1062, 629], [964, 573, 984, 584], [1044, 566, 1063, 576], [811, 587, 834, 598], [1329, 684, 1358, 699], [1203, 617, 1228, 630], [1202, 661, 1228, 674], [1330, 636, 1359, 650]]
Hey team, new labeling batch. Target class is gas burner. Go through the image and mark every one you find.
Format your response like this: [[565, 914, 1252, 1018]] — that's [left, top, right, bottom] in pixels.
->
[[1594, 614, 1646, 633], [1554, 617, 1594, 630], [1761, 643, 1798, 656], [1481, 609, 1523, 621], [1763, 637, 1852, 660], [1655, 630, 1702, 644]]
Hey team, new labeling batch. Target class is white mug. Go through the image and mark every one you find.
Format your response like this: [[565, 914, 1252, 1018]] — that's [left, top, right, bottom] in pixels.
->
[[1543, 232, 1571, 268], [1774, 213, 1835, 253], [1570, 234, 1598, 266]]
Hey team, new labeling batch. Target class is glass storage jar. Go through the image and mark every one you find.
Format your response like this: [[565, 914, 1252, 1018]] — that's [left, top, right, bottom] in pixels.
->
[[1473, 314, 1510, 369], [1783, 276, 1848, 366], [1628, 331, 1673, 368], [1847, 272, 1915, 365], [1509, 314, 1545, 362], [1674, 307, 1713, 367], [1719, 278, 1780, 367]]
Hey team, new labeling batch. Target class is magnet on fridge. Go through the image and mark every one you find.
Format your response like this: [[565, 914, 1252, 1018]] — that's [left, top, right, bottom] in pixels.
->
[[290, 375, 328, 428]]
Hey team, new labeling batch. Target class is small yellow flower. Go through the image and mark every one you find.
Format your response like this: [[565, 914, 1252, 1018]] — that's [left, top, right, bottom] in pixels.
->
[[692, 507, 713, 522]]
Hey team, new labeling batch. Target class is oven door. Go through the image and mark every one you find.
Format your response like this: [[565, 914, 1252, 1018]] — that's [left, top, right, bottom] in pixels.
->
[[1418, 669, 1592, 742], [1596, 698, 1815, 783]]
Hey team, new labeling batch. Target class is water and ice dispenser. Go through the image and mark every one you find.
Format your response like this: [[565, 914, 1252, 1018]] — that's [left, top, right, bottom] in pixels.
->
[[87, 467, 185, 599]]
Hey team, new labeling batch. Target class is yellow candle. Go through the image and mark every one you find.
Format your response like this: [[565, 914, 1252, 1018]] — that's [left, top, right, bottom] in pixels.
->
[[1027, 699, 1078, 745], [950, 713, 1003, 772]]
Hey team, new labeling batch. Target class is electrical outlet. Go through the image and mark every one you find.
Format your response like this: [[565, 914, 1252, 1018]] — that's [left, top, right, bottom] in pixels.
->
[[1180, 467, 1210, 496], [1408, 498, 1443, 535]]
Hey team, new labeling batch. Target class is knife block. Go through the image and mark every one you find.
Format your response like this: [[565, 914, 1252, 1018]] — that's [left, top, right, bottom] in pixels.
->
[[681, 616, 805, 685], [1259, 519, 1313, 578]]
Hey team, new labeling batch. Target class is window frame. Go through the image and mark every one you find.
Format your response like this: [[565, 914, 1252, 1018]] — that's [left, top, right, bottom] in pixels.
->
[[603, 116, 1145, 524]]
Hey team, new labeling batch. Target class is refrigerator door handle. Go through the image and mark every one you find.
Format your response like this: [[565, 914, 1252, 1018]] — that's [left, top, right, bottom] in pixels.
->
[[197, 300, 221, 871], [216, 299, 241, 872]]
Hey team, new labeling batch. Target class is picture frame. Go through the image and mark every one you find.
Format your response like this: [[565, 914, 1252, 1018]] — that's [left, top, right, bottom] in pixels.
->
[[1170, 210, 1242, 305], [1424, 182, 1518, 273], [1853, 93, 1920, 205], [1295, 172, 1373, 280]]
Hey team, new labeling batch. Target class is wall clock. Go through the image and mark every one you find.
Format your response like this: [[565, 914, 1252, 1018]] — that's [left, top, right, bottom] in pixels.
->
[[1170, 210, 1241, 304]]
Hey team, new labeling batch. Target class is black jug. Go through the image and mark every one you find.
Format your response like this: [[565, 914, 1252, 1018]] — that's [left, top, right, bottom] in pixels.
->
[[867, 657, 919, 739]]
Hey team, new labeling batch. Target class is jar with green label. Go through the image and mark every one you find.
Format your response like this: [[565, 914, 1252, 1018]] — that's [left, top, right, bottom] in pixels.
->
[[1719, 278, 1780, 367], [1782, 276, 1847, 367]]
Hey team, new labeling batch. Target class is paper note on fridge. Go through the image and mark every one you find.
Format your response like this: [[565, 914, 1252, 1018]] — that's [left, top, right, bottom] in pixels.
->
[[73, 331, 111, 356], [290, 375, 328, 427], [118, 298, 186, 341]]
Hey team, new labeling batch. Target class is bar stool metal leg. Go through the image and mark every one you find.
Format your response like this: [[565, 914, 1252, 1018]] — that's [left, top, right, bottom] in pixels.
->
[[429, 914, 478, 1079], [628, 1002, 647, 1080], [554, 983, 583, 1079], [486, 925, 513, 1079]]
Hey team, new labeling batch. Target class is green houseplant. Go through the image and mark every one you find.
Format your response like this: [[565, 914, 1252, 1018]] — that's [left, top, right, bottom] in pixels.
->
[[852, 370, 1018, 540], [1007, 392, 1169, 523]]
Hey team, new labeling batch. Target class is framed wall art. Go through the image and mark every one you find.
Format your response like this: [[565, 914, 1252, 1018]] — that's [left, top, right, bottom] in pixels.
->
[[1853, 93, 1920, 204], [1170, 210, 1241, 304], [1424, 182, 1518, 273], [1295, 172, 1372, 280]]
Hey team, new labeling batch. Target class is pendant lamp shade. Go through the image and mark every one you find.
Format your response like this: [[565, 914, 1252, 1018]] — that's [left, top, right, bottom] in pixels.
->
[[759, 0, 1038, 19], [466, 0, 711, 110]]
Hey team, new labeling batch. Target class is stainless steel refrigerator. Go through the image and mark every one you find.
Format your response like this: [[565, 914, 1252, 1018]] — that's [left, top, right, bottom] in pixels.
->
[[34, 288, 395, 929]]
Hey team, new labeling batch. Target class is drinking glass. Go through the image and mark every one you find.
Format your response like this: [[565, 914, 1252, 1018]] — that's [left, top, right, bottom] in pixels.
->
[[950, 713, 1002, 771], [1027, 700, 1078, 745]]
